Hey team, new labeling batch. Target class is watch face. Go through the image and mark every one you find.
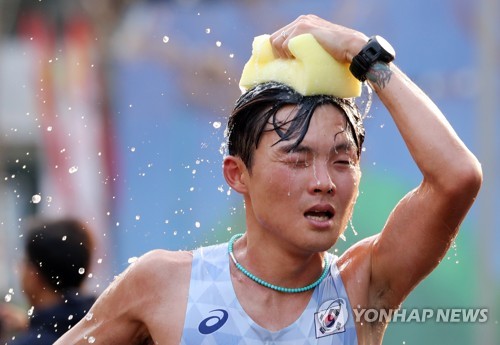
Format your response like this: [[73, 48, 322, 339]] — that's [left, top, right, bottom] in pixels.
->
[[374, 35, 396, 60]]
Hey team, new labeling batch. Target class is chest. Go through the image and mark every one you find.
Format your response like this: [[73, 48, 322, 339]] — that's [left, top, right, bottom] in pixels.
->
[[179, 249, 357, 344]]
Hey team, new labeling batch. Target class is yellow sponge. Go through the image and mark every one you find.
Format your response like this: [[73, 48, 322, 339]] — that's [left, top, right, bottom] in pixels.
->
[[239, 33, 361, 98]]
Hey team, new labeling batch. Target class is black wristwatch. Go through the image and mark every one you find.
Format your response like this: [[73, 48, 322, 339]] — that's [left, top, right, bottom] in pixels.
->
[[349, 35, 395, 82]]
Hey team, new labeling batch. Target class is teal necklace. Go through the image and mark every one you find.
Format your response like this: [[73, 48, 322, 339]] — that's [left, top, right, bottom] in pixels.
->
[[228, 233, 331, 293]]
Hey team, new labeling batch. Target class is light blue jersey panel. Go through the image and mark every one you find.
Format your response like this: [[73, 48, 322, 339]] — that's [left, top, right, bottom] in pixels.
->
[[180, 242, 358, 345]]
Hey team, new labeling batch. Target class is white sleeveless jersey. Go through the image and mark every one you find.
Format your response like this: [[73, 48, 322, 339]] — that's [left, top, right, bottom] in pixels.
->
[[180, 242, 358, 345]]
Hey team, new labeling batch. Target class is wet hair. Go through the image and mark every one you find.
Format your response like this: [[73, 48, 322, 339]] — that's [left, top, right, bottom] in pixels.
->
[[24, 217, 94, 292], [226, 81, 365, 170]]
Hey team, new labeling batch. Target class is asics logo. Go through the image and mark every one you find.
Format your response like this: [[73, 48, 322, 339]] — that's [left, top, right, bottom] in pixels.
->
[[198, 309, 229, 334]]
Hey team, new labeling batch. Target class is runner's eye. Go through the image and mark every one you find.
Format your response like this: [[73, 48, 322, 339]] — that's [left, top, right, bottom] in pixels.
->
[[285, 153, 311, 168]]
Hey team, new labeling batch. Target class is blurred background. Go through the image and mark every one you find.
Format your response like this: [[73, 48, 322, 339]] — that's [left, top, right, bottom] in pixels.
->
[[0, 0, 498, 343]]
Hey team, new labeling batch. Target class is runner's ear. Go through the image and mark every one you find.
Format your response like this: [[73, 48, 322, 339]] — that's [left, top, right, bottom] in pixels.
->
[[223, 156, 248, 194]]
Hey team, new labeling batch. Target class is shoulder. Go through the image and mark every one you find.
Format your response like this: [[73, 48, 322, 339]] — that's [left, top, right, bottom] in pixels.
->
[[89, 249, 194, 316], [135, 249, 193, 271], [121, 249, 193, 291], [338, 234, 375, 270], [336, 235, 378, 306]]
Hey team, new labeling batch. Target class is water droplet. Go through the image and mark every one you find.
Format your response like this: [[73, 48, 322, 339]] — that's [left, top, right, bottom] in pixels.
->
[[88, 336, 96, 343], [62, 236, 67, 241], [97, 258, 103, 264], [213, 121, 221, 129], [78, 268, 85, 275], [32, 194, 42, 204], [130, 147, 136, 152], [47, 126, 53, 132], [349, 218, 358, 236], [85, 312, 93, 321], [28, 306, 34, 316], [69, 166, 78, 174], [216, 41, 222, 47], [195, 222, 201, 228], [162, 36, 169, 43], [128, 257, 138, 264], [205, 28, 211, 34], [4, 294, 12, 302]]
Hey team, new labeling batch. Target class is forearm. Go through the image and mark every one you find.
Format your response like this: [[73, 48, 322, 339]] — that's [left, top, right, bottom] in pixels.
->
[[368, 62, 481, 190]]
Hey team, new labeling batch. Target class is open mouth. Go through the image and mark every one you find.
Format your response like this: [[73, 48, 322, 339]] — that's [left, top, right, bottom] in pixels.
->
[[304, 210, 334, 221]]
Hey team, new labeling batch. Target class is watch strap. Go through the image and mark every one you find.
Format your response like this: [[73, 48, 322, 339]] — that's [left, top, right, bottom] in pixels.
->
[[349, 36, 394, 82]]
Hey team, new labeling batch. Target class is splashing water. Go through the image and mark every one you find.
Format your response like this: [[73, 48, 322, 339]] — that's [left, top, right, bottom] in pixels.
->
[[349, 218, 358, 236], [355, 82, 373, 120], [128, 257, 138, 264], [85, 312, 93, 321]]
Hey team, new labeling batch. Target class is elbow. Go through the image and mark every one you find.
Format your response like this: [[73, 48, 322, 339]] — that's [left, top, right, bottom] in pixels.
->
[[469, 159, 483, 193], [442, 157, 483, 200], [460, 157, 483, 196]]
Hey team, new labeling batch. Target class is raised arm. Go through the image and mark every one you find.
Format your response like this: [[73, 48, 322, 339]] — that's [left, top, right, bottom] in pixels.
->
[[271, 15, 483, 308], [363, 63, 482, 307]]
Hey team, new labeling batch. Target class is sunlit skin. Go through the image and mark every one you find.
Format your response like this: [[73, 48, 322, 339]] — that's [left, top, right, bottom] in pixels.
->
[[54, 15, 482, 345]]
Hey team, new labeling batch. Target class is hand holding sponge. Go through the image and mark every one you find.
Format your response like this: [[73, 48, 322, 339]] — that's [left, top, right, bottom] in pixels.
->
[[239, 33, 361, 98]]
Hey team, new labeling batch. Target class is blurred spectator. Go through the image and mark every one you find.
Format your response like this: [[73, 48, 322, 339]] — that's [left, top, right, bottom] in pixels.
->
[[0, 217, 96, 344]]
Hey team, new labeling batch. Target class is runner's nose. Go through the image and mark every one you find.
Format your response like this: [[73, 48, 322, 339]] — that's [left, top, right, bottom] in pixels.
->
[[310, 162, 335, 195]]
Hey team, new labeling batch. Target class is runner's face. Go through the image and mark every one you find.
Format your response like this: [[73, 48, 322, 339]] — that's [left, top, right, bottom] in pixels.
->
[[245, 104, 361, 253]]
